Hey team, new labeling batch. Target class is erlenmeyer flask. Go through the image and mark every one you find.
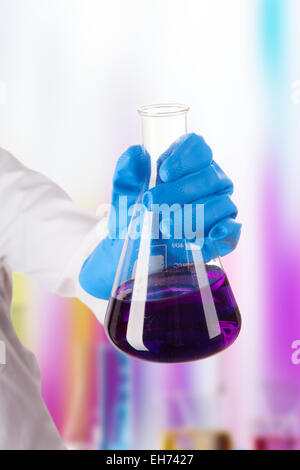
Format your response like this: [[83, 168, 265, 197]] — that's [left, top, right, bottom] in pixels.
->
[[105, 104, 241, 363]]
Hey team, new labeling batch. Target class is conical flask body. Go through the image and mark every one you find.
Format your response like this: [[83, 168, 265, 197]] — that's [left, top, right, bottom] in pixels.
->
[[105, 105, 241, 363]]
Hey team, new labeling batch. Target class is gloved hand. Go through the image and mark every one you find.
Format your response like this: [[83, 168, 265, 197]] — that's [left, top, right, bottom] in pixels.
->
[[79, 134, 241, 300], [79, 145, 149, 300], [143, 133, 241, 261]]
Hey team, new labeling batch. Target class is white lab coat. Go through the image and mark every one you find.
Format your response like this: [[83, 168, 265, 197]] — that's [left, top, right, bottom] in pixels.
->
[[0, 148, 108, 450]]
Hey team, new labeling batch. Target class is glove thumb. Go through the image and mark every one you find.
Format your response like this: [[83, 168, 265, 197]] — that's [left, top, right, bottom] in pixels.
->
[[109, 145, 150, 237]]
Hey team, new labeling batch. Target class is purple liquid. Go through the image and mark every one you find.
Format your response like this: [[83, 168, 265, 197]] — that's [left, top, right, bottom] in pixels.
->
[[105, 265, 241, 363]]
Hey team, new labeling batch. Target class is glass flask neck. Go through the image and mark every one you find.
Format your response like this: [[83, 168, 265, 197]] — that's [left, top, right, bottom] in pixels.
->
[[138, 104, 189, 189]]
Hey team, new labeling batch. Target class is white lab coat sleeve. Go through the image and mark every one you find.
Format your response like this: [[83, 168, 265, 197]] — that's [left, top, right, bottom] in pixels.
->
[[0, 148, 109, 323]]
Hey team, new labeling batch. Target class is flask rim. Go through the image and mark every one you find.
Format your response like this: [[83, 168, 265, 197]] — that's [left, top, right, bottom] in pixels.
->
[[138, 103, 190, 117]]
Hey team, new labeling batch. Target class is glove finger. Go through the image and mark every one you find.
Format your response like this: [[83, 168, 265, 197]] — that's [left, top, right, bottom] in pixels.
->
[[209, 218, 242, 256], [144, 162, 233, 208], [160, 194, 238, 239], [190, 218, 241, 261], [158, 133, 213, 183], [112, 145, 150, 204], [110, 146, 150, 237]]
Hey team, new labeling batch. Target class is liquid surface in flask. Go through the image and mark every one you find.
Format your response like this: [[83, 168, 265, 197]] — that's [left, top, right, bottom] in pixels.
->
[[105, 265, 241, 363]]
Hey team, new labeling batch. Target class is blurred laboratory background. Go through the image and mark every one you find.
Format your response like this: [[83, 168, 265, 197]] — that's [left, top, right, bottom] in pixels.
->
[[0, 0, 300, 450]]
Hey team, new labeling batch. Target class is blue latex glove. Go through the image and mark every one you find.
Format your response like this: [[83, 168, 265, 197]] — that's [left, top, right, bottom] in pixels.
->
[[79, 145, 149, 300], [144, 133, 241, 261], [79, 134, 241, 300]]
